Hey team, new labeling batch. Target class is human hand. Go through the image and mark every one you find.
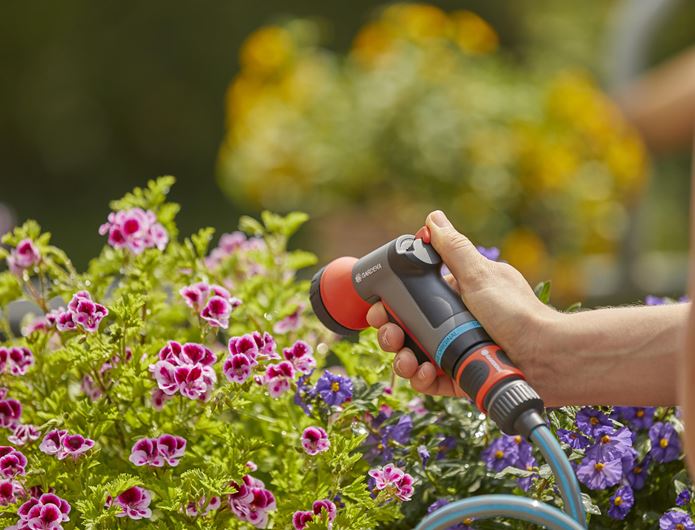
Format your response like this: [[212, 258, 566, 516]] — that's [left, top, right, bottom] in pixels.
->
[[367, 210, 560, 398]]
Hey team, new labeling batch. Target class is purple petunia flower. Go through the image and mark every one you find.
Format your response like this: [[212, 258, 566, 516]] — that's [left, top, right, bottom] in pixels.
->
[[185, 495, 221, 517], [115, 486, 153, 520], [477, 246, 500, 261], [0, 347, 34, 376], [315, 371, 352, 407], [660, 510, 695, 529], [283, 341, 316, 375], [294, 374, 316, 416], [7, 424, 35, 445], [150, 388, 170, 410], [0, 479, 22, 506], [7, 239, 41, 276], [576, 453, 623, 490], [364, 414, 412, 463], [273, 305, 304, 334], [39, 430, 94, 461], [624, 455, 651, 491], [585, 427, 633, 461], [0, 399, 22, 429], [418, 445, 430, 468], [55, 311, 77, 332], [228, 474, 277, 528], [677, 489, 693, 507], [612, 406, 656, 430], [60, 434, 95, 460], [129, 438, 164, 467], [66, 291, 108, 333], [180, 282, 241, 329], [149, 341, 216, 402], [264, 361, 295, 398], [223, 354, 252, 384], [292, 498, 337, 530], [576, 407, 613, 438], [99, 207, 168, 255], [368, 463, 414, 502], [301, 426, 330, 456], [11, 493, 71, 530], [557, 428, 591, 450], [649, 422, 681, 463], [608, 485, 634, 520], [481, 435, 532, 473], [0, 447, 27, 478], [157, 434, 186, 466]]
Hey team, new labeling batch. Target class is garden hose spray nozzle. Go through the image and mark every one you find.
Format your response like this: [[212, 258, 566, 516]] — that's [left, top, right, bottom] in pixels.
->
[[310, 227, 545, 437], [311, 227, 588, 529]]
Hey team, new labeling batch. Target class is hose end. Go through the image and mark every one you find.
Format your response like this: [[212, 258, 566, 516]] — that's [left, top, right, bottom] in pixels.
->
[[487, 380, 545, 436]]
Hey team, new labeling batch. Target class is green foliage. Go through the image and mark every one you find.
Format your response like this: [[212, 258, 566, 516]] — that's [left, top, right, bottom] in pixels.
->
[[0, 178, 690, 529]]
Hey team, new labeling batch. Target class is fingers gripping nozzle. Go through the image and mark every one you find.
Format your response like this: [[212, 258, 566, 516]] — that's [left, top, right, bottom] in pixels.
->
[[309, 234, 545, 436]]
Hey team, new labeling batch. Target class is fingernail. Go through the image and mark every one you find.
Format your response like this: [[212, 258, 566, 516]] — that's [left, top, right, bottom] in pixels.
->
[[417, 367, 427, 380], [380, 328, 390, 348], [394, 356, 402, 375], [430, 210, 451, 228]]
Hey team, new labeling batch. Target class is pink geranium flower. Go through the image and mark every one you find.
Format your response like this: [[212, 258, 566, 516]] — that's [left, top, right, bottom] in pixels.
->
[[115, 486, 153, 520]]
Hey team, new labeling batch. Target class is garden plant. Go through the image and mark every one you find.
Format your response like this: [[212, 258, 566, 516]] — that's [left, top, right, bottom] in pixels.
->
[[217, 3, 648, 296], [0, 177, 691, 529]]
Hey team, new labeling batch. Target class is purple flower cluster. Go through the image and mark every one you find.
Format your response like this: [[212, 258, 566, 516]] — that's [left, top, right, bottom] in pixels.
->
[[292, 499, 337, 530], [106, 486, 153, 520], [368, 463, 415, 502], [0, 347, 34, 376], [39, 430, 95, 461], [649, 422, 681, 463], [223, 332, 279, 385], [282, 341, 316, 375], [0, 479, 23, 505], [228, 474, 277, 529], [9, 493, 71, 530], [481, 434, 537, 491], [264, 361, 295, 398], [364, 410, 412, 463], [0, 396, 22, 429], [150, 341, 217, 402], [0, 447, 27, 478], [294, 370, 353, 416], [7, 239, 40, 276], [301, 426, 330, 456], [55, 291, 108, 333], [180, 281, 241, 329], [273, 304, 304, 334], [660, 510, 695, 529], [205, 231, 266, 271], [8, 424, 40, 446], [129, 434, 186, 467], [99, 207, 168, 254], [185, 495, 221, 517], [315, 370, 353, 407]]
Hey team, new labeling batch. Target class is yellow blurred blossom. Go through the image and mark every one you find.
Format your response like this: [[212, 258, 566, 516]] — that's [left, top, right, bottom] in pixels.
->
[[451, 10, 498, 54], [240, 26, 294, 77]]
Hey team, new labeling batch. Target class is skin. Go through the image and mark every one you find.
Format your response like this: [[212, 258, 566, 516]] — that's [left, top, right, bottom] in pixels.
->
[[682, 146, 695, 478], [367, 210, 688, 408]]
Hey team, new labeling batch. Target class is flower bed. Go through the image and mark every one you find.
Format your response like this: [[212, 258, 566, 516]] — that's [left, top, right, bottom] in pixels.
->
[[0, 177, 690, 529]]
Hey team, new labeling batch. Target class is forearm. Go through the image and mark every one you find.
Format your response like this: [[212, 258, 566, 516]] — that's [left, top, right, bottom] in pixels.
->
[[527, 303, 689, 407]]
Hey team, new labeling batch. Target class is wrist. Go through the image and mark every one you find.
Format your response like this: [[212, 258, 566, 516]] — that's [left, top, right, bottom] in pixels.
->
[[523, 308, 577, 407]]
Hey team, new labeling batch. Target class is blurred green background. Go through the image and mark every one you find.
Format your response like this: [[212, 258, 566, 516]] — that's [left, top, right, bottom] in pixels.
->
[[1, 1, 694, 305]]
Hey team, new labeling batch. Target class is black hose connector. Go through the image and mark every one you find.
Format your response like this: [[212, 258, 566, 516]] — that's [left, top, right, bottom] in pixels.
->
[[486, 380, 545, 436]]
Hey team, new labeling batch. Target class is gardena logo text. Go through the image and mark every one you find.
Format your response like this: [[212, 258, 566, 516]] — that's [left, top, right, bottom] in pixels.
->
[[354, 263, 382, 283]]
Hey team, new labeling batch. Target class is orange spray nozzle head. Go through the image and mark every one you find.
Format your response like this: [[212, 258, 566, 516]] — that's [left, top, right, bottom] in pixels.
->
[[310, 256, 371, 335]]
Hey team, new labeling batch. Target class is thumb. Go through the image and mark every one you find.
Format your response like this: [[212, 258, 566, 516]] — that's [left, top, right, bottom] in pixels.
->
[[425, 210, 489, 288]]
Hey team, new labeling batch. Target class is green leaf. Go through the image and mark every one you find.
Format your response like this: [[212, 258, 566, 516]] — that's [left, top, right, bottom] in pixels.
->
[[534, 281, 552, 304]]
